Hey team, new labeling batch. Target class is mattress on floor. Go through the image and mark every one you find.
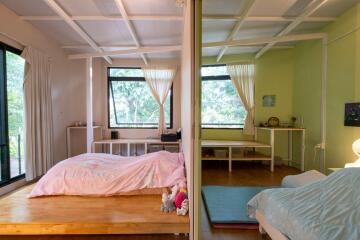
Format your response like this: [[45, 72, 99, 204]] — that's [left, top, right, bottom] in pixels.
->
[[248, 168, 360, 240]]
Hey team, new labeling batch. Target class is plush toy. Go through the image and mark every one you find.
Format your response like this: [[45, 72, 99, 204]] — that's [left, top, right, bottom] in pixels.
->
[[175, 191, 186, 209], [176, 199, 189, 216], [160, 185, 179, 213], [160, 192, 176, 213]]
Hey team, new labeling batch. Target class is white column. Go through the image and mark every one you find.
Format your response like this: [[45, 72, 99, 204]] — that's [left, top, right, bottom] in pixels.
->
[[228, 146, 232, 172], [320, 36, 328, 173], [270, 129, 275, 172], [86, 57, 93, 153]]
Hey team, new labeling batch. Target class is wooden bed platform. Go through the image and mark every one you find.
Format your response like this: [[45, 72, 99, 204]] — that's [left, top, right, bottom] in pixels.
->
[[0, 184, 189, 235]]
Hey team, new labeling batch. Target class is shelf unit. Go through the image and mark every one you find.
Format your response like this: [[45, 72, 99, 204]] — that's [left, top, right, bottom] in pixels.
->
[[92, 138, 181, 156], [201, 140, 272, 172]]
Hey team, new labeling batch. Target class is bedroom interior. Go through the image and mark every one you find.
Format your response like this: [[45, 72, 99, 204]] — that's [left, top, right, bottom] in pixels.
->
[[1, 0, 360, 239], [199, 0, 360, 239], [0, 0, 196, 239]]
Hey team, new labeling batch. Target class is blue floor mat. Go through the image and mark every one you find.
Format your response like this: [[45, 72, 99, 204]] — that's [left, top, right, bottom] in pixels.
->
[[202, 186, 270, 224]]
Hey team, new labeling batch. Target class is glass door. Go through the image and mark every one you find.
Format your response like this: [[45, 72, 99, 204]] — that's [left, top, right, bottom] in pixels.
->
[[0, 42, 25, 184]]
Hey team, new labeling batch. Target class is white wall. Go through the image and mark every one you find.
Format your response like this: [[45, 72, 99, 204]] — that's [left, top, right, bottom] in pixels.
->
[[0, 4, 86, 163]]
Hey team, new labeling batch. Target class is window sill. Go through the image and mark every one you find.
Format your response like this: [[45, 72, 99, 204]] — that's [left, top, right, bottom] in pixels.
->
[[0, 174, 25, 188]]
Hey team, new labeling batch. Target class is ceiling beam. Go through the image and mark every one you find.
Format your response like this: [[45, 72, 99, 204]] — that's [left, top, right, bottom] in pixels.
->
[[62, 44, 136, 49], [20, 15, 335, 23], [42, 0, 112, 64], [202, 15, 336, 22], [19, 15, 183, 21], [255, 0, 329, 59], [203, 32, 326, 48], [68, 45, 182, 59], [62, 44, 294, 50], [216, 0, 256, 62], [114, 0, 147, 64]]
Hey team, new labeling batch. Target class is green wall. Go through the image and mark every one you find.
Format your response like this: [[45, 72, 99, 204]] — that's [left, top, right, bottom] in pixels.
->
[[201, 50, 295, 159], [293, 3, 360, 170]]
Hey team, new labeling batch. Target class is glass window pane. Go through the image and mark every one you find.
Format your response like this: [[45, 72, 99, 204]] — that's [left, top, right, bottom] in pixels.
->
[[201, 79, 246, 128], [109, 80, 171, 128], [6, 51, 25, 178], [109, 68, 144, 77], [201, 65, 228, 77]]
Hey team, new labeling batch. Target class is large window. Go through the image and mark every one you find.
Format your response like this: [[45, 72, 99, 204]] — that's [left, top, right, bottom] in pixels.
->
[[108, 67, 173, 128], [201, 65, 247, 128], [0, 42, 25, 184]]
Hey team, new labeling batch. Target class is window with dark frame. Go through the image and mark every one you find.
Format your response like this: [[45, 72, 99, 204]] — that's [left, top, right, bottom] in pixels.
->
[[0, 41, 26, 186], [108, 67, 173, 129], [201, 64, 247, 129]]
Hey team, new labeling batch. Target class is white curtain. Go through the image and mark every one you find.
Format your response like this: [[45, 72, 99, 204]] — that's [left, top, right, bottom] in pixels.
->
[[143, 67, 176, 135], [21, 47, 54, 181], [227, 64, 255, 135]]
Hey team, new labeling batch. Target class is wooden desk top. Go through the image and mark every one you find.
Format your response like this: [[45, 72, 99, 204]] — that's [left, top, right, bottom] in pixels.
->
[[256, 127, 305, 131], [93, 139, 181, 144]]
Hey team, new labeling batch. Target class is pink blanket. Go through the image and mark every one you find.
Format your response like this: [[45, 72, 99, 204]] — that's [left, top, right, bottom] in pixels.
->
[[29, 151, 186, 198]]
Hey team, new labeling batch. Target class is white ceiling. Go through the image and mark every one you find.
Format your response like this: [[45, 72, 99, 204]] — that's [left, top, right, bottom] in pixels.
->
[[1, 0, 359, 61], [202, 0, 359, 57], [0, 0, 184, 61]]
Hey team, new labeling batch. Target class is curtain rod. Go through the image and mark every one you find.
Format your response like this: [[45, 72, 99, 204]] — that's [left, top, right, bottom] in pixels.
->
[[0, 32, 26, 48]]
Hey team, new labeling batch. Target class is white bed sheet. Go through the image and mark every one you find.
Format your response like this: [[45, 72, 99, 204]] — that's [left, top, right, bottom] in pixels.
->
[[248, 168, 360, 240]]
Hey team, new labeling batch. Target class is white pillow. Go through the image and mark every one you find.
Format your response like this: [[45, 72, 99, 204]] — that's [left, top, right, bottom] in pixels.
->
[[281, 170, 326, 188]]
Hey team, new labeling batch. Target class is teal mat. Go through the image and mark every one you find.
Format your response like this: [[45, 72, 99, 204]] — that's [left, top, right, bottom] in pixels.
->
[[202, 186, 270, 224]]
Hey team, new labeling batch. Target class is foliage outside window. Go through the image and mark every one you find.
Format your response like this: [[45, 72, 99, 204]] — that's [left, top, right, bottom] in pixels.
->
[[0, 43, 26, 183], [201, 65, 247, 129], [108, 67, 172, 128]]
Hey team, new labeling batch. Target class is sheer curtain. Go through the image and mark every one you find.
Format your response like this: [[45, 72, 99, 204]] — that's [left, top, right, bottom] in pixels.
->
[[227, 64, 255, 135], [143, 67, 176, 135], [21, 46, 54, 181]]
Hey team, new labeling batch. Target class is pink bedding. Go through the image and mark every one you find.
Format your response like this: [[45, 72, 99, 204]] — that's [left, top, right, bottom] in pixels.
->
[[29, 151, 186, 198]]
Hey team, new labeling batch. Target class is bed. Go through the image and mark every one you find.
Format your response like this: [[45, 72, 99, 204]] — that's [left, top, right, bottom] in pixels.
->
[[0, 150, 189, 235], [29, 151, 186, 197], [248, 167, 360, 240]]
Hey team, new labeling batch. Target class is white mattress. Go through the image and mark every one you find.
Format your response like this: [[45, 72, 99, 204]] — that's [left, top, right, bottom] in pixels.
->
[[248, 168, 360, 240]]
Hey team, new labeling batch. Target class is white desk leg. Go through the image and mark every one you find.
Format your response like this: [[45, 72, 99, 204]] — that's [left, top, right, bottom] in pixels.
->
[[270, 130, 275, 172], [301, 130, 305, 171], [145, 143, 148, 154], [109, 143, 113, 155], [229, 146, 232, 172], [127, 143, 131, 156], [66, 128, 71, 158], [288, 131, 293, 167]]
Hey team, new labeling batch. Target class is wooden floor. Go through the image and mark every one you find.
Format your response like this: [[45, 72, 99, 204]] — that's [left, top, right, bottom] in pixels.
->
[[0, 184, 189, 237], [201, 161, 301, 240]]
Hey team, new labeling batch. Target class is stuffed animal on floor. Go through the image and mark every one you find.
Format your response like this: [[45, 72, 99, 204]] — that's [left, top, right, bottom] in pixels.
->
[[160, 192, 176, 213], [176, 199, 189, 216], [160, 185, 179, 213]]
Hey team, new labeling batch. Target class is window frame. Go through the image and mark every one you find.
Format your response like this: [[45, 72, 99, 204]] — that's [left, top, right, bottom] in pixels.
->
[[107, 67, 174, 129], [0, 41, 25, 186], [201, 64, 245, 130]]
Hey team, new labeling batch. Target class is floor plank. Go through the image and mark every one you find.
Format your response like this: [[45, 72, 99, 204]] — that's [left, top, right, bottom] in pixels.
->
[[0, 184, 189, 235], [201, 161, 301, 240]]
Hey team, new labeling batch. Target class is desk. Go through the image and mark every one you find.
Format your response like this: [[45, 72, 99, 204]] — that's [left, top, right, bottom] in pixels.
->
[[255, 127, 305, 171], [201, 140, 272, 172], [92, 139, 181, 156]]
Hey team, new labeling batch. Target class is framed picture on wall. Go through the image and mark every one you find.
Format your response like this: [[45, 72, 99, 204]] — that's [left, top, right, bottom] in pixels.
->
[[262, 95, 276, 107], [344, 102, 360, 127]]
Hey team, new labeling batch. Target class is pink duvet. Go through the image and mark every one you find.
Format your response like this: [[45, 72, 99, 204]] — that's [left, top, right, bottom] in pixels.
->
[[29, 151, 186, 198]]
